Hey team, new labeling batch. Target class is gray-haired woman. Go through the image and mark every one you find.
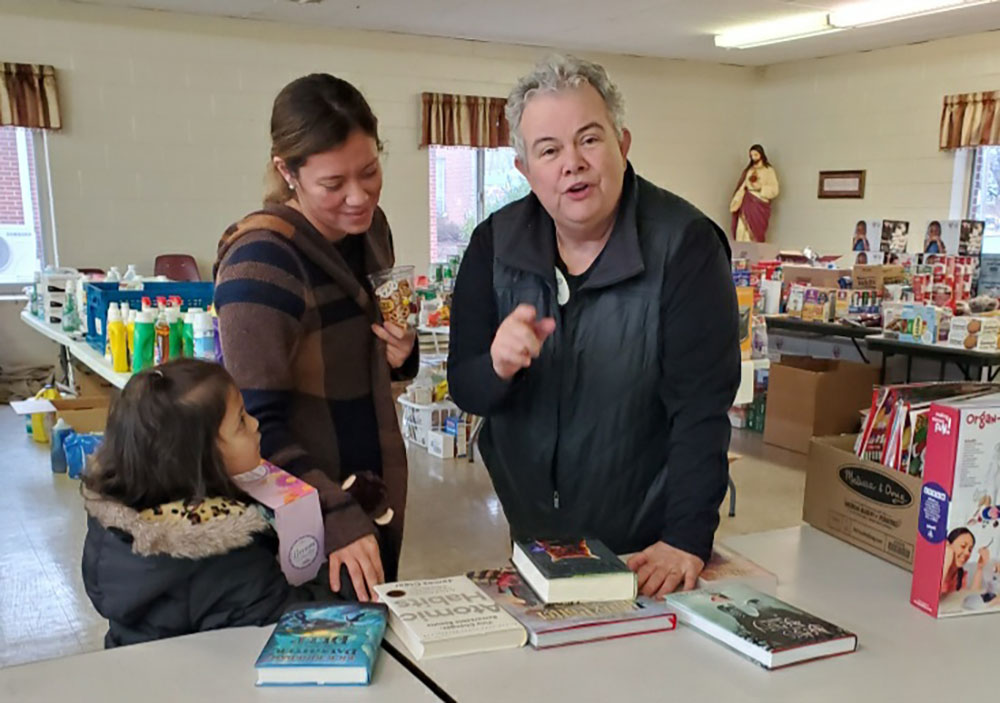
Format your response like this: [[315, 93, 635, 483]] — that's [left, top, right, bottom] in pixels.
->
[[447, 54, 740, 598]]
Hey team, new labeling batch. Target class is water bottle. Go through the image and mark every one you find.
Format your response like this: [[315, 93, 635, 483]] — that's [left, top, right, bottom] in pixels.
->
[[50, 418, 72, 474], [122, 264, 138, 290]]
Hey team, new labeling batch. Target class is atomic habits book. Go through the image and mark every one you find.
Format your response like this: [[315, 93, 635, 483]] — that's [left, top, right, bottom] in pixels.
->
[[254, 603, 387, 686], [469, 566, 675, 649], [373, 576, 527, 660], [666, 584, 857, 670]]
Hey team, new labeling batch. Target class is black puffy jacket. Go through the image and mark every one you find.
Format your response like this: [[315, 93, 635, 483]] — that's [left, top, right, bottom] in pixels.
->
[[81, 490, 331, 648]]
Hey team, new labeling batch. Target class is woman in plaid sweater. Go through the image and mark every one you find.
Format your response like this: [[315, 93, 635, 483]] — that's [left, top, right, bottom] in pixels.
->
[[214, 74, 417, 601]]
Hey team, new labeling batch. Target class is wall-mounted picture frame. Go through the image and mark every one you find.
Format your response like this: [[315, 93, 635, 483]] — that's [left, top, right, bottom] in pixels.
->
[[818, 170, 866, 199]]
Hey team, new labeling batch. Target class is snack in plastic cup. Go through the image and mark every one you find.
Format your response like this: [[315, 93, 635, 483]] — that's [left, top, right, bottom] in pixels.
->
[[368, 265, 415, 329]]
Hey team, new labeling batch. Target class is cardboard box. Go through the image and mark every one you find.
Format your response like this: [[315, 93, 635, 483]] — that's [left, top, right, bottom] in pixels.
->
[[10, 396, 110, 434], [72, 361, 116, 400], [763, 357, 879, 454], [911, 395, 1000, 616], [834, 290, 850, 320], [848, 289, 882, 316], [232, 461, 323, 586], [730, 241, 779, 264], [761, 279, 782, 315], [444, 417, 468, 458], [427, 430, 455, 458], [801, 288, 833, 322], [804, 434, 920, 570], [883, 302, 942, 345], [853, 264, 904, 293], [782, 265, 849, 291], [785, 284, 806, 318], [947, 316, 1000, 351], [737, 287, 754, 359]]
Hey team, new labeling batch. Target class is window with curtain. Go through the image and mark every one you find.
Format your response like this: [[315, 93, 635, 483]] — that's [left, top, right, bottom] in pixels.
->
[[0, 127, 47, 286], [421, 92, 528, 262], [428, 145, 529, 262], [970, 146, 1000, 252], [940, 91, 999, 150], [0, 63, 61, 290]]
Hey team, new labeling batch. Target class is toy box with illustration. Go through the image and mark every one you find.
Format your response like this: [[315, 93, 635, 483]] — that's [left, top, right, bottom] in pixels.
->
[[911, 394, 1000, 617], [233, 461, 324, 586]]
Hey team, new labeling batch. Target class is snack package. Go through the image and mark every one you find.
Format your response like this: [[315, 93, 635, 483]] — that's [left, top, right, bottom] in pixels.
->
[[369, 265, 416, 328]]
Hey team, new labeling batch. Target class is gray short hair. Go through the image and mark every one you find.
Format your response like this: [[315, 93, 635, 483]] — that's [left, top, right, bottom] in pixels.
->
[[506, 54, 626, 160]]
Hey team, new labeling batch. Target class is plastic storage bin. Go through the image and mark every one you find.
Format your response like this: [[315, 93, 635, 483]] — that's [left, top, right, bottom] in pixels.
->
[[86, 281, 214, 352], [397, 397, 461, 448]]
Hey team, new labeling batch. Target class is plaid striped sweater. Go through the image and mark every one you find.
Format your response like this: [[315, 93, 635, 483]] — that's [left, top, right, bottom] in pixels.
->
[[214, 204, 414, 567]]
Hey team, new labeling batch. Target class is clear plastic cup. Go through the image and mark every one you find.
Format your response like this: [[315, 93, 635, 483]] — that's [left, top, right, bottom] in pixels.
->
[[368, 265, 416, 329]]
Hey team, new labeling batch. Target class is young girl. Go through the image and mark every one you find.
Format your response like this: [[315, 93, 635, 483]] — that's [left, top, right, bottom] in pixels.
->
[[81, 359, 333, 648]]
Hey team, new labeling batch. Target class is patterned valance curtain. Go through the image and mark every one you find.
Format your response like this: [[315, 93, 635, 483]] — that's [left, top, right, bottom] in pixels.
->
[[420, 92, 509, 148], [1, 63, 61, 130], [939, 91, 999, 149]]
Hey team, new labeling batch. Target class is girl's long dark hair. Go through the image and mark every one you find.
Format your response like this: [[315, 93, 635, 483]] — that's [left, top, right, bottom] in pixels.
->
[[84, 359, 244, 511]]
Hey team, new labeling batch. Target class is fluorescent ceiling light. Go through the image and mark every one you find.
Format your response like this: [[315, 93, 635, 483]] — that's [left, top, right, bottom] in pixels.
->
[[830, 0, 996, 28], [715, 12, 836, 49]]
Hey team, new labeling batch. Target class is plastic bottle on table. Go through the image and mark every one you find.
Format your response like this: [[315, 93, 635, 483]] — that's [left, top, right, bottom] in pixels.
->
[[126, 309, 137, 369], [50, 418, 72, 474], [193, 312, 215, 361], [30, 387, 59, 444], [61, 279, 80, 334], [122, 264, 138, 290], [108, 304, 129, 373], [154, 308, 170, 365], [167, 308, 183, 359], [182, 307, 202, 357], [105, 266, 121, 283], [104, 303, 119, 362], [133, 310, 155, 372]]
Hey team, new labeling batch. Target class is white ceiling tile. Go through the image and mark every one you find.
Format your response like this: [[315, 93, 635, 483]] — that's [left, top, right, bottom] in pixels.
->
[[64, 0, 1000, 66]]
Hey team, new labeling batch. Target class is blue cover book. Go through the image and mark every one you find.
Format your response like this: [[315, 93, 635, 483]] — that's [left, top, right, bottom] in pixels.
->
[[255, 603, 387, 686]]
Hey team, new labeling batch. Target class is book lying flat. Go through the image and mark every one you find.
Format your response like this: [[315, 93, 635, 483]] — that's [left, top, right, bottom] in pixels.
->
[[469, 567, 675, 648], [254, 603, 387, 686], [666, 584, 857, 670], [512, 538, 637, 604], [697, 544, 779, 594], [373, 576, 527, 660]]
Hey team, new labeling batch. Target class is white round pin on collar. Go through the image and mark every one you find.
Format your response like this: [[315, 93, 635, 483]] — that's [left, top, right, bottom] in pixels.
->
[[555, 267, 570, 306]]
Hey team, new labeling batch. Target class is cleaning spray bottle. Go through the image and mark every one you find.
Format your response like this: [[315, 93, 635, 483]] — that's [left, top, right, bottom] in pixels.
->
[[154, 307, 170, 365], [133, 310, 155, 372], [126, 309, 137, 370], [104, 303, 119, 362], [108, 303, 129, 373], [182, 307, 203, 358], [167, 307, 183, 360]]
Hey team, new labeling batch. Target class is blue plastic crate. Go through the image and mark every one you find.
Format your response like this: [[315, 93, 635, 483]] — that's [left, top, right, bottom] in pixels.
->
[[85, 281, 214, 352]]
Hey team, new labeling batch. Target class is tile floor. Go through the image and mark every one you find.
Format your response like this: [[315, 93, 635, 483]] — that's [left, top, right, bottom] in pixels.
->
[[0, 404, 807, 668]]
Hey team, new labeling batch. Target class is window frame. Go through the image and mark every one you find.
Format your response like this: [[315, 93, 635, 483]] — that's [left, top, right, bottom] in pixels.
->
[[428, 144, 525, 264], [0, 126, 55, 295]]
